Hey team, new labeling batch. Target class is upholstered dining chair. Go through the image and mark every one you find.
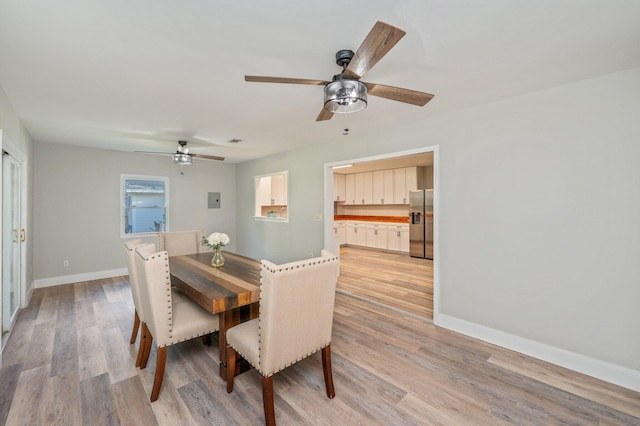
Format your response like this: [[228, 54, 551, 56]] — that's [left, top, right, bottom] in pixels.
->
[[156, 230, 204, 256], [123, 239, 190, 368], [134, 243, 220, 402], [226, 250, 340, 426]]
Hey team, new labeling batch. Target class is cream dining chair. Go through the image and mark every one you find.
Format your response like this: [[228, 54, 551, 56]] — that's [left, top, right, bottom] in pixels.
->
[[123, 239, 190, 367], [135, 243, 220, 402], [156, 230, 204, 256], [226, 250, 340, 426]]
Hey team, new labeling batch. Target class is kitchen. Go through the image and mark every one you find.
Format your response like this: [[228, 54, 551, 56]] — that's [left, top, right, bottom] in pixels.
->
[[332, 152, 434, 319]]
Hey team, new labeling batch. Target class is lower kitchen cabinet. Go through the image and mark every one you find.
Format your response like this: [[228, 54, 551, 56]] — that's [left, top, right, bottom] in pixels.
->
[[365, 224, 388, 249], [341, 221, 409, 253], [346, 222, 367, 246], [333, 221, 346, 245], [387, 224, 410, 252]]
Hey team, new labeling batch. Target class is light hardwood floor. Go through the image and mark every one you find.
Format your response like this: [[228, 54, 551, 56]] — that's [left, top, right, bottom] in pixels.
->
[[1, 275, 639, 425], [337, 245, 433, 320]]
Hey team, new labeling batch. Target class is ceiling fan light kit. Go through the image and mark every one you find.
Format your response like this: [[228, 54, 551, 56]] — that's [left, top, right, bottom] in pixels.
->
[[172, 153, 192, 165], [324, 79, 367, 113]]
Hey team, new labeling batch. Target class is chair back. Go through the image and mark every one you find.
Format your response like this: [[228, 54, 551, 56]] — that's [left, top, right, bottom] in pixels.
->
[[157, 230, 203, 256], [124, 239, 144, 320], [258, 250, 339, 376], [135, 244, 174, 347]]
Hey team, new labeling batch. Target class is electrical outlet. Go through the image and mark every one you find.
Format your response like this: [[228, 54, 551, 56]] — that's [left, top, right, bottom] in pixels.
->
[[314, 214, 323, 222], [63, 260, 69, 267]]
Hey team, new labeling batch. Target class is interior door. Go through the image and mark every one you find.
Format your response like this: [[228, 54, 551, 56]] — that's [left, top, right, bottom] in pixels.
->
[[2, 152, 22, 333]]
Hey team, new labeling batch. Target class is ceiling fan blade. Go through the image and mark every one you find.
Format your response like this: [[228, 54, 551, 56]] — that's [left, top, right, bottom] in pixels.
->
[[135, 150, 170, 155], [316, 108, 334, 121], [342, 21, 406, 80], [245, 76, 330, 86], [364, 82, 434, 106], [191, 153, 225, 161]]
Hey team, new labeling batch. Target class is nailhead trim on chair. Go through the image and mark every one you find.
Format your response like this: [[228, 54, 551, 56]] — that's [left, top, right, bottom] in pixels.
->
[[244, 253, 339, 376], [142, 250, 219, 346]]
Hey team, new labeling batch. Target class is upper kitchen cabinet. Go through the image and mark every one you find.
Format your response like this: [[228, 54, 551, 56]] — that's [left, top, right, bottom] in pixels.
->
[[336, 166, 424, 206], [270, 173, 287, 205], [373, 169, 394, 204], [393, 166, 424, 204], [333, 174, 346, 202], [254, 171, 288, 219]]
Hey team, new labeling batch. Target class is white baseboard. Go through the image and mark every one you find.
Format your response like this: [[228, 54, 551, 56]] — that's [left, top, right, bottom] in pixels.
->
[[436, 313, 640, 392], [33, 268, 128, 288]]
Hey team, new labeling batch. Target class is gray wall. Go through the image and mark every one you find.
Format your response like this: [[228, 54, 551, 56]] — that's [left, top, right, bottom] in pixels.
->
[[236, 67, 640, 383], [33, 143, 236, 282]]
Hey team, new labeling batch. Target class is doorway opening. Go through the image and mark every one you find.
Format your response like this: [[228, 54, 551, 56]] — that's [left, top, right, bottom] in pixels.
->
[[324, 146, 439, 322], [1, 140, 27, 354]]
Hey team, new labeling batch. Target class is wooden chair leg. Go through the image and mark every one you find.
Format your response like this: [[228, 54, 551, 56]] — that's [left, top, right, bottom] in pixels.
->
[[140, 323, 153, 369], [135, 321, 147, 367], [226, 345, 236, 393], [203, 334, 212, 346], [322, 345, 336, 399], [262, 375, 276, 426], [150, 346, 167, 402], [130, 311, 140, 344]]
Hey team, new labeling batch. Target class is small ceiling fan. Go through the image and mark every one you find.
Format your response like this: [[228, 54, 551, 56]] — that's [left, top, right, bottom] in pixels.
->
[[245, 21, 435, 121], [137, 140, 225, 165]]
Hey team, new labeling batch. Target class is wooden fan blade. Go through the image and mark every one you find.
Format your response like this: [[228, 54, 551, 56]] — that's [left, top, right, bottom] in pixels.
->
[[316, 108, 334, 121], [342, 21, 406, 80], [245, 76, 330, 86], [364, 82, 434, 106], [191, 153, 225, 161], [135, 150, 170, 155]]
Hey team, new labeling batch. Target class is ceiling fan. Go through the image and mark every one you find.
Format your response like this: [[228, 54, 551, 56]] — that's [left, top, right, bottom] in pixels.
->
[[245, 21, 435, 121], [137, 140, 225, 165]]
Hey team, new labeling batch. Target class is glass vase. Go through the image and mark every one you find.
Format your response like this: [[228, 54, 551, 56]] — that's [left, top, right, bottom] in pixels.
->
[[211, 246, 224, 268]]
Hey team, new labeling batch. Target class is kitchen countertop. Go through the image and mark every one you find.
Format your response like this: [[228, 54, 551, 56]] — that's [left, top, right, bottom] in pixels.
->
[[334, 215, 409, 224]]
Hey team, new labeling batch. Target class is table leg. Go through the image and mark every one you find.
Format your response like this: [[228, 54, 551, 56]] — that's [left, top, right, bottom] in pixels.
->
[[219, 308, 239, 380], [218, 303, 260, 380]]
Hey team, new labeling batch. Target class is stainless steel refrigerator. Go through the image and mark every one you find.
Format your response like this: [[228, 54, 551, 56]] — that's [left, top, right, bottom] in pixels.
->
[[409, 189, 434, 259]]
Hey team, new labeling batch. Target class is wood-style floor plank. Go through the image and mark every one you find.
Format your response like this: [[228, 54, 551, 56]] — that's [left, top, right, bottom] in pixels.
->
[[337, 245, 433, 320], [1, 273, 639, 425]]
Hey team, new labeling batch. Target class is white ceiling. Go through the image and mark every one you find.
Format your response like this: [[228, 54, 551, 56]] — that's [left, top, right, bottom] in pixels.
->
[[1, 1, 639, 164]]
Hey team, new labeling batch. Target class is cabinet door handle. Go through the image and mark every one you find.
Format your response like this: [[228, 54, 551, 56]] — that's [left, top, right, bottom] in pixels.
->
[[397, 231, 400, 237], [381, 198, 384, 204]]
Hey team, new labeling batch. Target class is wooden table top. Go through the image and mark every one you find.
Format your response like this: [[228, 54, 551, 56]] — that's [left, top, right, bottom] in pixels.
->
[[169, 251, 260, 314]]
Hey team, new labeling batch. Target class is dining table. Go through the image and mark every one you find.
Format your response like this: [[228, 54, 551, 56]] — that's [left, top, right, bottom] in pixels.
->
[[168, 250, 260, 380]]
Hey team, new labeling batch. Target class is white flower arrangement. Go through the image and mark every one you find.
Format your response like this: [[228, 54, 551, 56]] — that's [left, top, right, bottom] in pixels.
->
[[202, 232, 230, 250]]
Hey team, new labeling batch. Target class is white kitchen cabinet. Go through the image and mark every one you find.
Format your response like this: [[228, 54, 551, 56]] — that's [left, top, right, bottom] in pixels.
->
[[393, 166, 424, 204], [333, 174, 346, 202], [373, 170, 394, 204], [256, 175, 272, 211], [387, 224, 410, 252], [345, 174, 356, 205], [362, 172, 373, 204], [346, 222, 366, 246], [270, 173, 287, 205], [353, 173, 365, 205], [333, 221, 346, 245], [365, 223, 387, 249]]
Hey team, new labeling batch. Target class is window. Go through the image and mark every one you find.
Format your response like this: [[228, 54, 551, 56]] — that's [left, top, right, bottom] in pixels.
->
[[254, 171, 288, 221], [121, 174, 169, 237]]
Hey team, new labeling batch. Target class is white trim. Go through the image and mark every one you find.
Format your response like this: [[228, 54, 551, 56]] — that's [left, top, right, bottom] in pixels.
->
[[323, 145, 440, 323], [436, 313, 640, 392], [33, 268, 128, 288]]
